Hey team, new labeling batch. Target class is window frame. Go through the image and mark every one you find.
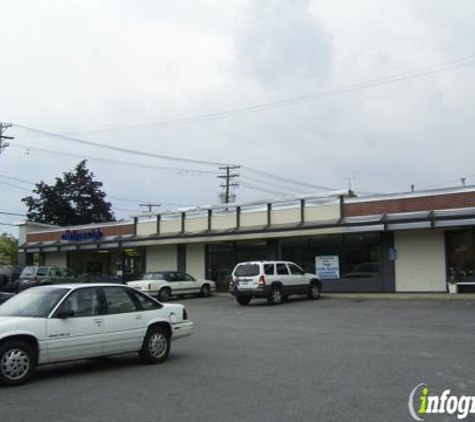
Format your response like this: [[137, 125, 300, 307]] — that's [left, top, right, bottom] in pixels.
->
[[101, 286, 141, 315], [52, 287, 103, 318]]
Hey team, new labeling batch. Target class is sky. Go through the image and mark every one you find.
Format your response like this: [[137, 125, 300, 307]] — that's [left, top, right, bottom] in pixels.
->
[[1, 0, 475, 236]]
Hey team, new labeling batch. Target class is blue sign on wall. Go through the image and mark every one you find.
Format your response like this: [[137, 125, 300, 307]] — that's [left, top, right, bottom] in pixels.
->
[[61, 228, 103, 242]]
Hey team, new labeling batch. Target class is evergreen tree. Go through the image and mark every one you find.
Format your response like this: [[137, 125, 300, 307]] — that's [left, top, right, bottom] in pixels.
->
[[22, 160, 115, 226]]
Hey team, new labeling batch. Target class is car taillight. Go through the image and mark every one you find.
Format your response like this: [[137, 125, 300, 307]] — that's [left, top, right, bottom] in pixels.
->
[[30, 276, 38, 283], [183, 308, 188, 320], [258, 275, 266, 287]]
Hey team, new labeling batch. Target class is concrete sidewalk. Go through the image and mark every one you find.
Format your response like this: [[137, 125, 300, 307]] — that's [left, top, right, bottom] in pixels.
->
[[214, 291, 475, 300], [322, 292, 475, 300]]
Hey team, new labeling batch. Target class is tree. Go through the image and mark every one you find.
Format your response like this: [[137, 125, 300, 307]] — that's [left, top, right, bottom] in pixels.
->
[[22, 160, 115, 226], [0, 234, 18, 264]]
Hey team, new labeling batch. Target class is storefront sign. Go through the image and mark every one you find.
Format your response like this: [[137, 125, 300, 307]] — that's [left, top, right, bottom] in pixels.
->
[[61, 228, 103, 242], [389, 247, 398, 261], [315, 255, 340, 279]]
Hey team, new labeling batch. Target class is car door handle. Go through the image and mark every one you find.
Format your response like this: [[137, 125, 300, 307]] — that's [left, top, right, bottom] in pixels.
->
[[135, 314, 143, 320], [94, 318, 104, 326]]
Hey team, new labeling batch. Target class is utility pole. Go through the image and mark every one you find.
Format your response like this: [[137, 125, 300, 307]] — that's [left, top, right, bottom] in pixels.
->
[[0, 123, 14, 175], [218, 165, 240, 204], [139, 203, 161, 214]]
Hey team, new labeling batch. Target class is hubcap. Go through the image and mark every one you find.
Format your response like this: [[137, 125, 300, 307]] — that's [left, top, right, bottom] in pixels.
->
[[273, 289, 282, 303], [312, 286, 320, 297], [1, 348, 30, 381], [149, 333, 168, 358]]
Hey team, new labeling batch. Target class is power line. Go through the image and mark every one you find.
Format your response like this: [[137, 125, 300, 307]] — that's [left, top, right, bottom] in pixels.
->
[[9, 143, 219, 176], [15, 54, 475, 137], [0, 211, 26, 217], [0, 174, 33, 185], [0, 180, 32, 192], [0, 174, 191, 207], [0, 222, 17, 227], [241, 166, 336, 191], [240, 181, 295, 197], [240, 174, 308, 193], [13, 124, 234, 167]]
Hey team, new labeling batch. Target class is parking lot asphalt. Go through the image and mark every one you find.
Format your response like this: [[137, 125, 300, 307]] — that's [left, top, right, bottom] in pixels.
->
[[3, 294, 475, 422]]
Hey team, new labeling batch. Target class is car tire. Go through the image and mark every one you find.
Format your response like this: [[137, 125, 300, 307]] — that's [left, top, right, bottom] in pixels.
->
[[236, 296, 251, 306], [200, 284, 211, 297], [307, 282, 321, 300], [139, 325, 171, 364], [268, 285, 283, 305], [0, 340, 36, 386], [158, 288, 171, 302]]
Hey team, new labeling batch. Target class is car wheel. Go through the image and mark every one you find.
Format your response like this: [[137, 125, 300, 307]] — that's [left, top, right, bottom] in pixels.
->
[[268, 286, 283, 305], [307, 282, 321, 300], [158, 288, 171, 302], [236, 296, 251, 306], [0, 340, 36, 386], [200, 284, 211, 297], [139, 326, 171, 364]]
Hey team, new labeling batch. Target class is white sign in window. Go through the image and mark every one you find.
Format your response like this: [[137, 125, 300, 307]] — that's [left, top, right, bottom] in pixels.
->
[[315, 256, 340, 279]]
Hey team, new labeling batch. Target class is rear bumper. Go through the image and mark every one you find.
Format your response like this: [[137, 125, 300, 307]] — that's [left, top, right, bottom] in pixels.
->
[[231, 286, 270, 298], [172, 320, 193, 339]]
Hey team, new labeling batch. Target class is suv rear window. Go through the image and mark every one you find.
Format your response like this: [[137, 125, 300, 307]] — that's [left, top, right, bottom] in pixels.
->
[[234, 264, 260, 277]]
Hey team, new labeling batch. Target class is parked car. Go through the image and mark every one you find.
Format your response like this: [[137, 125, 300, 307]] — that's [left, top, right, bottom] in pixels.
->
[[127, 271, 216, 302], [0, 292, 14, 305], [230, 261, 322, 306], [17, 266, 78, 291], [0, 283, 193, 386], [0, 265, 25, 292]]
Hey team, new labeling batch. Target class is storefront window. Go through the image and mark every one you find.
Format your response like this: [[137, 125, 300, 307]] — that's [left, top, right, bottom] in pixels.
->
[[446, 230, 475, 283], [207, 235, 384, 292], [280, 234, 383, 291]]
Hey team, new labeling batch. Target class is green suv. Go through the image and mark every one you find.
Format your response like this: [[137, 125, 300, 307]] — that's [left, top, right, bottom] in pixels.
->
[[18, 266, 77, 291]]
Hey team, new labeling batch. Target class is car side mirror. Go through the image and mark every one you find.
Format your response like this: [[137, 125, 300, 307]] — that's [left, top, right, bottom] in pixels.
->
[[56, 309, 75, 319]]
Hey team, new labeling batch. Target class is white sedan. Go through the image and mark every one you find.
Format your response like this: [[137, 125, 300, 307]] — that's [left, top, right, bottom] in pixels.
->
[[0, 283, 193, 386], [127, 271, 216, 302]]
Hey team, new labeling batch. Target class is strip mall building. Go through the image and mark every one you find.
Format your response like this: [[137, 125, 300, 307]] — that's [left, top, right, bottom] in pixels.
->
[[17, 186, 475, 293]]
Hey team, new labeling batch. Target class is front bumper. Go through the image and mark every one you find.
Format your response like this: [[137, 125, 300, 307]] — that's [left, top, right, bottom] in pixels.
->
[[172, 320, 193, 339]]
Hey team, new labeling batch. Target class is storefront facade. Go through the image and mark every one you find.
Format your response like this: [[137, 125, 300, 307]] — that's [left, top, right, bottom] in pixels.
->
[[18, 187, 475, 293]]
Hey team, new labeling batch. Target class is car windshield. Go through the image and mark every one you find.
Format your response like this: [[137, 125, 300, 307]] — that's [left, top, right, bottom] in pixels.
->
[[20, 266, 37, 277], [0, 287, 69, 318], [142, 273, 165, 280], [234, 264, 260, 277]]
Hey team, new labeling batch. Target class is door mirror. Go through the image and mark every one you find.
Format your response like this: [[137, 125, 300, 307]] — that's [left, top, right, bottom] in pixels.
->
[[56, 309, 75, 319]]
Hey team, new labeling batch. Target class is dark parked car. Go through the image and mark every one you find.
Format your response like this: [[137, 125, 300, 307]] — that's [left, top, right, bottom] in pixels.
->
[[0, 265, 25, 292]]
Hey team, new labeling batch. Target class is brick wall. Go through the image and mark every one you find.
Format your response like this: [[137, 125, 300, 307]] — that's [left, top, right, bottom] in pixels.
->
[[345, 192, 475, 217], [26, 224, 135, 243]]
